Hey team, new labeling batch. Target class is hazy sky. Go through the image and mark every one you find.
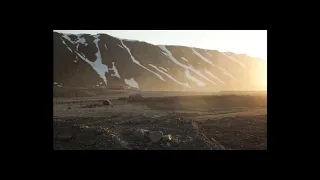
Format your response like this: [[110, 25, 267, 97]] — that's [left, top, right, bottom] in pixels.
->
[[54, 30, 267, 60]]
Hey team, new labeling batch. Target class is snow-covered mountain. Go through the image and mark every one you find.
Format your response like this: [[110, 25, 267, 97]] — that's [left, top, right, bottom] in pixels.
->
[[53, 31, 267, 91]]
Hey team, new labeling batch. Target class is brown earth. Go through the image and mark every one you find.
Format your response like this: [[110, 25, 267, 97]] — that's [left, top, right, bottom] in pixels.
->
[[53, 90, 267, 150]]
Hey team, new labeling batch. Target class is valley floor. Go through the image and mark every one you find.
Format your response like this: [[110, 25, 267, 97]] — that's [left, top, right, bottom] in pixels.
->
[[53, 90, 267, 150]]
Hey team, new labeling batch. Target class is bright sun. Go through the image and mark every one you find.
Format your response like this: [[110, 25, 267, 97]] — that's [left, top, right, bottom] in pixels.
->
[[254, 61, 267, 90]]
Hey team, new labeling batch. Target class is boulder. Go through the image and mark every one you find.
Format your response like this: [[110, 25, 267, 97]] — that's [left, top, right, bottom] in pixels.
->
[[161, 134, 173, 142], [171, 138, 180, 146], [148, 131, 163, 143], [102, 100, 113, 106], [120, 140, 131, 150], [128, 93, 144, 102], [89, 139, 97, 145], [95, 128, 106, 135], [183, 124, 193, 129], [55, 134, 73, 141], [185, 120, 192, 124], [133, 129, 150, 140], [80, 125, 89, 129]]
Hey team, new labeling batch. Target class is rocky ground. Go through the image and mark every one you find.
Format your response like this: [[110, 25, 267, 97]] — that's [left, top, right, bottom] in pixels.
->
[[53, 91, 267, 150]]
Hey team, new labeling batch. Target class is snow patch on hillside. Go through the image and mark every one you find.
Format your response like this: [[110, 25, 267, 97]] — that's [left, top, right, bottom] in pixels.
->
[[205, 50, 213, 57], [223, 71, 236, 79], [159, 45, 216, 86], [185, 70, 206, 87], [108, 62, 121, 78], [181, 57, 188, 62], [204, 69, 225, 84], [149, 64, 191, 88], [75, 49, 109, 86], [124, 78, 139, 89], [222, 52, 247, 68], [192, 48, 213, 65], [60, 38, 72, 52], [159, 67, 168, 72], [121, 40, 166, 81]]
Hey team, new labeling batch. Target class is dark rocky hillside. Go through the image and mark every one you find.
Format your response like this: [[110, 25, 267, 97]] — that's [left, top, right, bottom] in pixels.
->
[[53, 31, 266, 91]]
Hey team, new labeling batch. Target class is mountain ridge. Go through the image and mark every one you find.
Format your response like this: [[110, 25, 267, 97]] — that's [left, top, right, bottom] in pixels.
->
[[53, 31, 267, 91], [53, 31, 265, 60]]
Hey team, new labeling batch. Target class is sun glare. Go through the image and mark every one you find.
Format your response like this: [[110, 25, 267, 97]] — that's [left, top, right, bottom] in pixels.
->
[[254, 62, 267, 90]]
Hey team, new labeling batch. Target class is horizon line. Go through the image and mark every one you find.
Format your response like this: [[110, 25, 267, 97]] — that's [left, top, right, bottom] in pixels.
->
[[53, 30, 266, 61]]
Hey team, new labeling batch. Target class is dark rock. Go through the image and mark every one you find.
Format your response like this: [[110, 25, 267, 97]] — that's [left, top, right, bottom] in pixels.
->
[[171, 138, 180, 146], [128, 93, 144, 102], [161, 134, 172, 142], [56, 134, 73, 141], [80, 125, 89, 129], [185, 120, 192, 124], [148, 131, 163, 143], [120, 140, 131, 150], [183, 124, 193, 129], [102, 100, 112, 106], [95, 128, 105, 135], [133, 129, 150, 140], [89, 139, 97, 145]]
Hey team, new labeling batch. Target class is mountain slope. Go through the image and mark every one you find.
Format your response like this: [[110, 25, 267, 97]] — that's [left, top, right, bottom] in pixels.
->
[[53, 31, 267, 91]]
